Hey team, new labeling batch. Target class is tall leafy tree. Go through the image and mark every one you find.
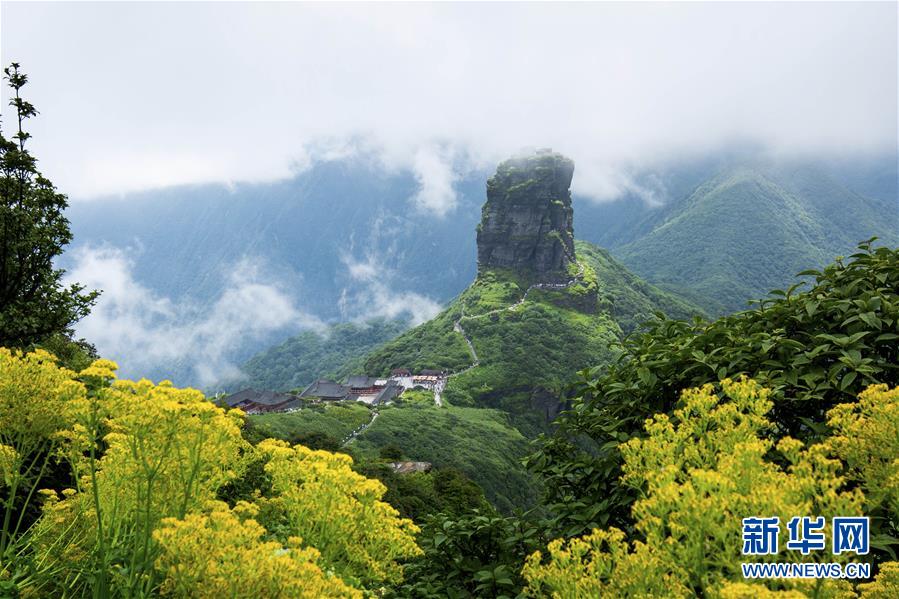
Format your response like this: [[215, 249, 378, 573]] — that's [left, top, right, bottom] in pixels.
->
[[0, 63, 97, 348]]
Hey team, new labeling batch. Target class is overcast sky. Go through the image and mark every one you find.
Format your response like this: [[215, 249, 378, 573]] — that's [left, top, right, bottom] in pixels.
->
[[1, 1, 897, 206]]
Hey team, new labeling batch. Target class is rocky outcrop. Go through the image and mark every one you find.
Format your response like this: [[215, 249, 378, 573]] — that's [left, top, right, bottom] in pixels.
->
[[388, 461, 433, 474], [476, 149, 576, 282]]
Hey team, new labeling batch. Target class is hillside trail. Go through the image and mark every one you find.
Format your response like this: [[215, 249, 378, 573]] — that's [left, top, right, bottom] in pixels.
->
[[449, 256, 586, 381], [433, 378, 446, 407], [341, 410, 379, 446]]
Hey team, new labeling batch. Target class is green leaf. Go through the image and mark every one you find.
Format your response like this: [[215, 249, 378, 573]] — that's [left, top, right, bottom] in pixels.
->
[[858, 312, 881, 329], [840, 371, 857, 390]]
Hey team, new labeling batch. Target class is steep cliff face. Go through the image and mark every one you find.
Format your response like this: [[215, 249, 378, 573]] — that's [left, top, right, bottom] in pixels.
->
[[476, 150, 576, 282]]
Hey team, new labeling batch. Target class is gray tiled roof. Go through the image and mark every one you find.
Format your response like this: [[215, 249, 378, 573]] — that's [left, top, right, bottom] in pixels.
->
[[347, 375, 376, 389], [373, 382, 402, 405], [299, 380, 351, 400], [223, 389, 295, 407]]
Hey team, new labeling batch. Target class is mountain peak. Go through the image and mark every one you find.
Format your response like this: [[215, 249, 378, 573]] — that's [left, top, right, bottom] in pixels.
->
[[476, 150, 576, 282]]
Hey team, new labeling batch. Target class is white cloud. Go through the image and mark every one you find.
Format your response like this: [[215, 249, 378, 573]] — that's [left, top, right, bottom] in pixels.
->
[[64, 246, 323, 386], [338, 252, 442, 326], [1, 2, 895, 205], [410, 145, 460, 216], [571, 163, 668, 206]]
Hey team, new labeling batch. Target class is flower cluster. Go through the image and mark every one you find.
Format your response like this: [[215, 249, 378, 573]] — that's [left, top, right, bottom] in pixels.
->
[[0, 443, 18, 487], [153, 500, 361, 598], [256, 439, 422, 586], [0, 348, 83, 443], [826, 384, 899, 517], [523, 378, 891, 598], [27, 367, 250, 595], [1, 350, 422, 597]]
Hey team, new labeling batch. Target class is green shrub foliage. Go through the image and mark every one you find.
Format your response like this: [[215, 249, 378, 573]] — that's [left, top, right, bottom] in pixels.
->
[[528, 240, 899, 538], [393, 509, 544, 598]]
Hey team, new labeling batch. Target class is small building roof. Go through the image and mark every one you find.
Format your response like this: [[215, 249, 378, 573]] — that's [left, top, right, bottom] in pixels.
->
[[347, 375, 377, 389], [373, 382, 403, 405], [223, 389, 296, 408], [299, 380, 351, 400]]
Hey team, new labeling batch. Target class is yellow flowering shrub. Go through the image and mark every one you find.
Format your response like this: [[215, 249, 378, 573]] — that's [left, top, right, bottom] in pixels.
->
[[27, 364, 249, 595], [153, 500, 361, 598], [1, 349, 86, 555], [0, 348, 83, 442], [80, 377, 247, 518], [825, 385, 899, 599], [522, 378, 864, 598], [715, 581, 813, 598], [826, 384, 899, 518], [857, 561, 899, 598], [256, 439, 422, 586], [520, 527, 690, 598], [3, 349, 423, 596]]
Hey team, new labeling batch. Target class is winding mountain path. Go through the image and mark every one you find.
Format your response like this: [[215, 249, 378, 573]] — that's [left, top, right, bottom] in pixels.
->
[[433, 381, 445, 407], [341, 410, 379, 446], [449, 259, 586, 380]]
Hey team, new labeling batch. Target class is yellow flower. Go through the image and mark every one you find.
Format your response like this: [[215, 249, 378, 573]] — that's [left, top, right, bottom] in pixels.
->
[[858, 561, 899, 598], [523, 378, 871, 598], [256, 438, 422, 585], [0, 443, 19, 487], [826, 384, 899, 517], [153, 503, 361, 598]]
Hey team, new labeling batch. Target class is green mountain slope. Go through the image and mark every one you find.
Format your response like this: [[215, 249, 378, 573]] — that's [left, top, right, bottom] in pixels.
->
[[350, 404, 536, 513], [354, 240, 702, 509], [614, 166, 899, 314], [365, 240, 699, 403], [226, 319, 408, 392]]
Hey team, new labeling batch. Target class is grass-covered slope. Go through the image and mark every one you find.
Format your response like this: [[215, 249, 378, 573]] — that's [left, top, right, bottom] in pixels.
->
[[365, 240, 700, 408], [250, 241, 701, 512], [246, 401, 373, 443], [354, 242, 701, 511], [615, 166, 899, 314], [577, 241, 698, 333], [350, 404, 537, 513], [226, 319, 408, 392]]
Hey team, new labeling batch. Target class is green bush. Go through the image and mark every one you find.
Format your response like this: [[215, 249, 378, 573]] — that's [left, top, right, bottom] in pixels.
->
[[393, 509, 544, 598], [528, 240, 899, 540]]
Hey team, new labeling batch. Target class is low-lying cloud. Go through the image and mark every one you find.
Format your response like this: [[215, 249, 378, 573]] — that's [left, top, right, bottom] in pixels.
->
[[410, 145, 460, 217], [65, 246, 323, 387], [338, 252, 442, 326], [2, 2, 894, 207]]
